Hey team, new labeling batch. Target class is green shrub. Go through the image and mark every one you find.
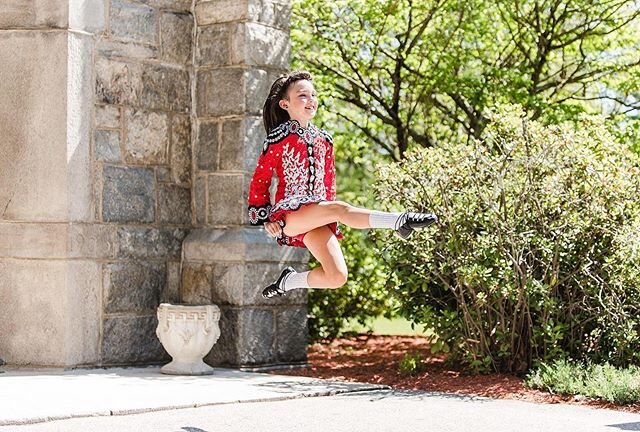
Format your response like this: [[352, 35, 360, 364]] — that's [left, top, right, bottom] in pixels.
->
[[526, 360, 640, 405], [399, 352, 425, 375], [373, 105, 640, 373]]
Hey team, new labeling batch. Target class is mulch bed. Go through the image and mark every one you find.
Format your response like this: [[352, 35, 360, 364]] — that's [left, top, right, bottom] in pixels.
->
[[274, 334, 640, 414]]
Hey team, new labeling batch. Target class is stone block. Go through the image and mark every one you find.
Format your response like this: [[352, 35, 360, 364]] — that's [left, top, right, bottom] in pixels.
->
[[0, 31, 92, 222], [237, 308, 275, 365], [276, 307, 307, 362], [140, 64, 190, 112], [95, 129, 121, 162], [101, 315, 168, 364], [181, 263, 214, 304], [245, 68, 269, 114], [206, 306, 238, 365], [211, 262, 244, 305], [0, 222, 115, 259], [0, 259, 100, 366], [67, 32, 95, 222], [0, 0, 68, 29], [208, 174, 244, 225], [195, 23, 230, 67], [195, 0, 248, 25], [104, 261, 166, 313], [198, 68, 245, 116], [156, 166, 172, 182], [158, 184, 192, 225], [137, 0, 192, 10], [196, 120, 219, 171], [124, 108, 169, 164], [95, 57, 142, 105], [194, 175, 207, 225], [231, 22, 289, 69], [161, 11, 192, 64], [247, 0, 291, 29], [219, 119, 243, 171], [164, 261, 181, 304], [102, 165, 155, 222], [171, 114, 191, 185], [97, 39, 159, 60], [244, 116, 265, 171], [206, 307, 275, 366], [69, 0, 106, 33], [218, 117, 264, 172], [117, 226, 187, 259], [68, 223, 117, 259], [110, 0, 158, 45], [95, 104, 121, 128], [0, 222, 67, 258], [198, 68, 269, 118]]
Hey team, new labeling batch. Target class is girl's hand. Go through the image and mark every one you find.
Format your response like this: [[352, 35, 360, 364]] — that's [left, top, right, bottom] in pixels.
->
[[264, 221, 283, 238]]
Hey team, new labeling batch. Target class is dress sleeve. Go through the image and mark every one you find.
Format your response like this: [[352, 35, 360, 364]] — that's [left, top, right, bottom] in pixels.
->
[[247, 141, 276, 226], [323, 134, 336, 200]]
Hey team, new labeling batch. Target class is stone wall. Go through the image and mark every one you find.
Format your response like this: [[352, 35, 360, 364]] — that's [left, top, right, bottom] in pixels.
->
[[182, 0, 309, 368], [94, 0, 193, 365], [0, 0, 304, 368]]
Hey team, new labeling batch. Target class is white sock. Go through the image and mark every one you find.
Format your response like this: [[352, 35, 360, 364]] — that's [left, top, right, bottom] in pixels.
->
[[368, 211, 403, 229], [281, 270, 311, 292]]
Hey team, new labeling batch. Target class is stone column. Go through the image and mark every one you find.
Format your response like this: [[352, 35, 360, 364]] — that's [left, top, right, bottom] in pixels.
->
[[0, 0, 194, 367], [0, 0, 106, 366], [183, 0, 308, 368]]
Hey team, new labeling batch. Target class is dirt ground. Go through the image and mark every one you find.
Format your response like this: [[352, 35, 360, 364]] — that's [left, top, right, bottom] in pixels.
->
[[275, 335, 640, 414]]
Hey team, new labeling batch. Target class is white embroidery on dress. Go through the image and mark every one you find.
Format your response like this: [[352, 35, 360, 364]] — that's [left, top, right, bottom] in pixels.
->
[[313, 141, 327, 198], [282, 143, 308, 198]]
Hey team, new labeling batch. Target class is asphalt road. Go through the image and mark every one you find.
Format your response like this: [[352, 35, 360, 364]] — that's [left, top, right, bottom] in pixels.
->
[[3, 389, 639, 432]]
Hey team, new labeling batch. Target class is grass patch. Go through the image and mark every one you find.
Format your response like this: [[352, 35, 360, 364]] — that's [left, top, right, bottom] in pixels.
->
[[525, 359, 640, 405], [343, 316, 432, 336]]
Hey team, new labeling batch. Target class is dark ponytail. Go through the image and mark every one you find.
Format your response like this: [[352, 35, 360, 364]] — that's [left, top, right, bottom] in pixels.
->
[[262, 71, 313, 133]]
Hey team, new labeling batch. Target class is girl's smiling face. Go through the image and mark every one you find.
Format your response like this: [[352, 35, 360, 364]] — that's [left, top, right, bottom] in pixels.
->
[[279, 79, 318, 126]]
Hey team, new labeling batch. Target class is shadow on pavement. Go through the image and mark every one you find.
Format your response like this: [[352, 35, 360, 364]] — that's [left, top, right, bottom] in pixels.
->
[[606, 423, 640, 431]]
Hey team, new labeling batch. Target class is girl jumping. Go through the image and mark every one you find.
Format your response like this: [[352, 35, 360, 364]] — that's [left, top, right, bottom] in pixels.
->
[[247, 71, 437, 299]]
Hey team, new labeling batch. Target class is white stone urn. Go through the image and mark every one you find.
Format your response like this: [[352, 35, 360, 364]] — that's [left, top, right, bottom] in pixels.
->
[[156, 303, 221, 375]]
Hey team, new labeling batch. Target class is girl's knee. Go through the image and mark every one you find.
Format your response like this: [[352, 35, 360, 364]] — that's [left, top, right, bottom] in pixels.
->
[[326, 267, 348, 288]]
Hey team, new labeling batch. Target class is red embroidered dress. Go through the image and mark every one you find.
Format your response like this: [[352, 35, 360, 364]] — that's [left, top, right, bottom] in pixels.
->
[[247, 119, 343, 248]]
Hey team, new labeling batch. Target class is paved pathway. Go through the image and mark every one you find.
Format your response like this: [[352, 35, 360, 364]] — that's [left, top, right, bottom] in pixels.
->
[[1, 367, 639, 431]]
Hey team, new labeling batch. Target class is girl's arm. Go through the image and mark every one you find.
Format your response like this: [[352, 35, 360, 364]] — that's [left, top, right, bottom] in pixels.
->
[[247, 142, 276, 226]]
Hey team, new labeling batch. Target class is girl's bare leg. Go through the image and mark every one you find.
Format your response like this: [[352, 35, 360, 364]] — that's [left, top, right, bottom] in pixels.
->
[[283, 201, 378, 237], [302, 225, 348, 289]]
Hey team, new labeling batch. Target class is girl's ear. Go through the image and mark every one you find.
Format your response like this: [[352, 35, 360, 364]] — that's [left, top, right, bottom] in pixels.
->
[[278, 99, 289, 110]]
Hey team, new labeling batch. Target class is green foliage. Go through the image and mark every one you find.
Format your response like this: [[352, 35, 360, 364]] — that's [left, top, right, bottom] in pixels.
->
[[525, 360, 640, 405], [373, 105, 640, 373], [399, 352, 425, 375], [291, 0, 640, 346], [292, 0, 640, 159]]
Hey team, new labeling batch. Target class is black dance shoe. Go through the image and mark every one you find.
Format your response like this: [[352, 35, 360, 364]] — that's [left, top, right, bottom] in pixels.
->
[[262, 266, 295, 298], [395, 211, 438, 239]]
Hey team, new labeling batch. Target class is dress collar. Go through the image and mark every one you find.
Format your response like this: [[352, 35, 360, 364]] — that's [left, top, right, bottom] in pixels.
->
[[287, 119, 315, 131]]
